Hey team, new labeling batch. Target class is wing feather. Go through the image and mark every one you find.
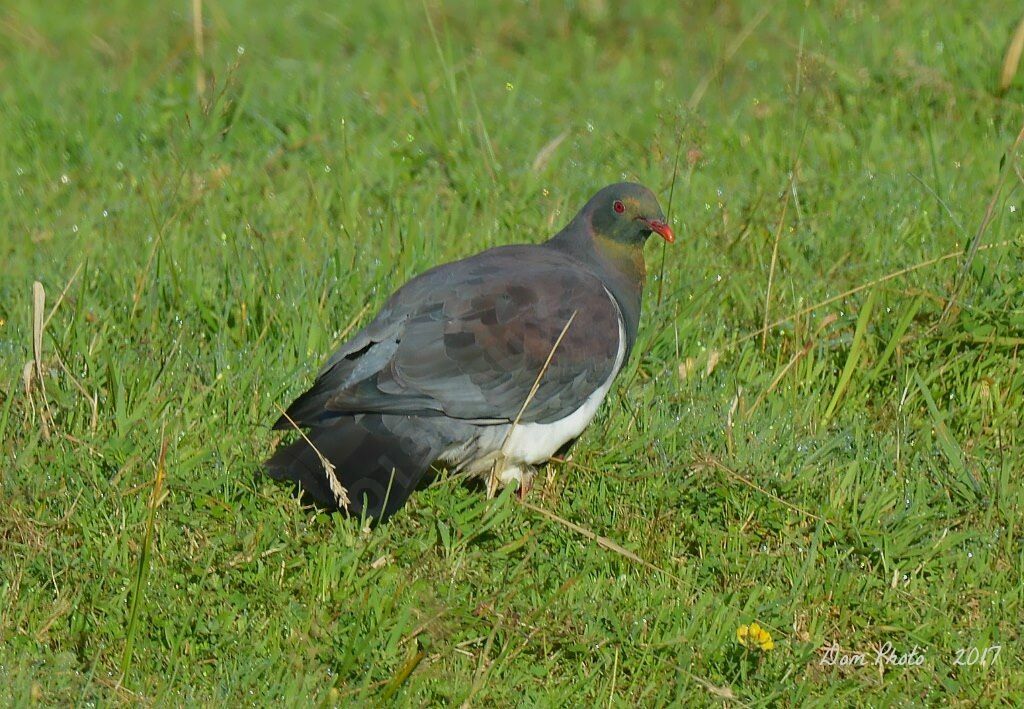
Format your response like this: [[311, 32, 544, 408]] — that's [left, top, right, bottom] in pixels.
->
[[283, 246, 624, 427]]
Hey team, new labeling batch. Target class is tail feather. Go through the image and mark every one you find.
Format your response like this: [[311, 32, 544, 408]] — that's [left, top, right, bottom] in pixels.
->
[[265, 414, 451, 521]]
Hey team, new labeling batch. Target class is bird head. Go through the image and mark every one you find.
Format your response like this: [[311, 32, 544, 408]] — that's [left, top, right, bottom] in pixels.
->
[[587, 182, 674, 246]]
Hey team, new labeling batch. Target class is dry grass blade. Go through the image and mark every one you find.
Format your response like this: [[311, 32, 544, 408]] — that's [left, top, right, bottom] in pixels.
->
[[702, 456, 828, 524], [191, 0, 206, 99], [491, 310, 577, 496], [501, 310, 578, 452], [1000, 14, 1024, 92], [54, 349, 99, 432], [725, 386, 742, 455], [744, 337, 813, 418], [32, 282, 45, 386], [531, 130, 569, 172], [21, 362, 34, 397], [607, 646, 619, 708], [657, 128, 686, 307], [400, 608, 447, 647], [736, 240, 1013, 349], [519, 499, 685, 585], [682, 670, 745, 705], [744, 313, 836, 418], [382, 644, 426, 701], [337, 302, 372, 342], [33, 597, 72, 643], [762, 121, 809, 349], [940, 120, 1024, 323], [273, 404, 350, 508], [42, 262, 83, 330], [762, 177, 793, 350], [30, 281, 52, 439], [37, 266, 98, 430], [688, 5, 772, 110]]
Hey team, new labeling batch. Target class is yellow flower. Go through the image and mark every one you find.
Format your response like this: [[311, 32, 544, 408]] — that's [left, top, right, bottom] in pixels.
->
[[737, 622, 774, 651]]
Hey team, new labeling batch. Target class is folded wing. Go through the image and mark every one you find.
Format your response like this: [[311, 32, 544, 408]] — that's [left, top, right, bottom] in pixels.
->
[[276, 246, 623, 429]]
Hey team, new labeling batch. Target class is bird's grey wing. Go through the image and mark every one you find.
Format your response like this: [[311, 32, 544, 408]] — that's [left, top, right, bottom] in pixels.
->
[[280, 248, 623, 428]]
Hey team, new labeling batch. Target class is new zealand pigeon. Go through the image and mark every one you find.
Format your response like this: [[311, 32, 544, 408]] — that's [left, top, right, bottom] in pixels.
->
[[266, 182, 674, 520]]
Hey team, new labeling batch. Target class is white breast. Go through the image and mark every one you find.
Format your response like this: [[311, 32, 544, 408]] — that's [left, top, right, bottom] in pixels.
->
[[501, 290, 626, 465]]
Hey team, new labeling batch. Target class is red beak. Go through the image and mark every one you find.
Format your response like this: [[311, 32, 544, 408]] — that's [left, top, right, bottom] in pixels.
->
[[643, 219, 675, 244]]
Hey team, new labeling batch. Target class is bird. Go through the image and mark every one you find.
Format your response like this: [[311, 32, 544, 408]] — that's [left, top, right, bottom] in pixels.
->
[[266, 182, 674, 521]]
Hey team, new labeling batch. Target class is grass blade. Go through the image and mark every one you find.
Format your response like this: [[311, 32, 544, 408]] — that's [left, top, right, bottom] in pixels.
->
[[822, 286, 877, 425], [119, 429, 168, 684], [913, 373, 981, 501], [866, 295, 923, 382]]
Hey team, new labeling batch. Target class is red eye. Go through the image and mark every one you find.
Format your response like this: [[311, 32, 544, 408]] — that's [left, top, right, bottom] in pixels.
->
[[613, 200, 625, 214]]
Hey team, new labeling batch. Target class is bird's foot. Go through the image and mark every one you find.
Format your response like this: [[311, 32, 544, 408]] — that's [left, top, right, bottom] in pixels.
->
[[486, 460, 536, 500], [516, 471, 534, 501], [485, 466, 501, 499]]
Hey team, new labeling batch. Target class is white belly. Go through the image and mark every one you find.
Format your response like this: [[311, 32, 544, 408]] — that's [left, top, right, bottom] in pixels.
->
[[502, 312, 626, 464], [440, 288, 627, 491]]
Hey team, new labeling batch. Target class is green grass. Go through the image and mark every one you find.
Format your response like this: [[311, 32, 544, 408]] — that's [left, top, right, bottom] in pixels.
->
[[2, 0, 1023, 704]]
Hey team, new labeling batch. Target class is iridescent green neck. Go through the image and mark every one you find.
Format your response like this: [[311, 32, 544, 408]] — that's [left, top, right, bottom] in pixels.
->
[[593, 233, 646, 285]]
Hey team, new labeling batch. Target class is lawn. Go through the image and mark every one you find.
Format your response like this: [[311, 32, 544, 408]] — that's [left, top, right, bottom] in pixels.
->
[[1, 0, 1022, 704]]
